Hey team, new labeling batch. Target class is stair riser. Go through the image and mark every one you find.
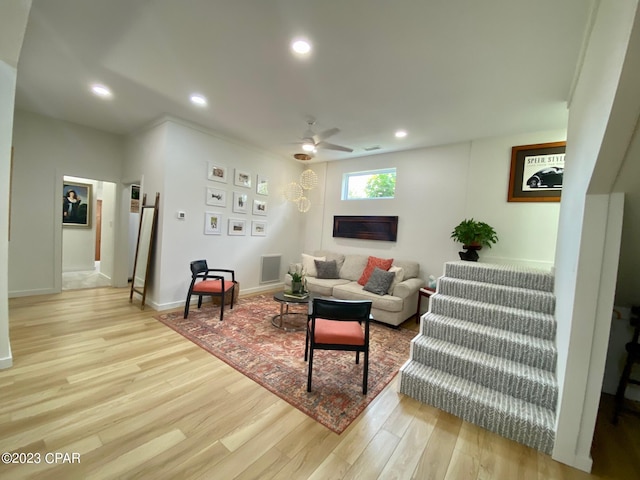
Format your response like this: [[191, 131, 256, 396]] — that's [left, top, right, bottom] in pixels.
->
[[422, 316, 557, 371], [430, 295, 556, 340], [445, 262, 554, 292], [399, 368, 554, 454], [412, 340, 557, 410], [438, 278, 555, 313]]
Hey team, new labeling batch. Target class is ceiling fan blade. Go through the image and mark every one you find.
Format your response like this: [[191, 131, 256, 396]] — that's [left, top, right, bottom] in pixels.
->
[[313, 127, 340, 144], [317, 141, 353, 153]]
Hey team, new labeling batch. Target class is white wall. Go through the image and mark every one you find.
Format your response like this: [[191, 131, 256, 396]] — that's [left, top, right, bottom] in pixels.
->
[[308, 133, 564, 283], [553, 0, 640, 471], [0, 60, 16, 369], [466, 131, 565, 269], [9, 110, 125, 296], [62, 176, 98, 273], [124, 117, 305, 310]]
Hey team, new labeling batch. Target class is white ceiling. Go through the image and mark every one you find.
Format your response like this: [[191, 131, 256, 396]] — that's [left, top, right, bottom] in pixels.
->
[[14, 0, 593, 163]]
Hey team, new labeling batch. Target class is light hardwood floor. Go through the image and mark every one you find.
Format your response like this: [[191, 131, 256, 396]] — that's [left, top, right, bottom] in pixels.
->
[[1, 288, 638, 479]]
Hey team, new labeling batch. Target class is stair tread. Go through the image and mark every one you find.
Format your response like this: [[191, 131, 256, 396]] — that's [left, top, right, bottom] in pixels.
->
[[423, 312, 556, 351], [445, 261, 554, 292], [431, 293, 555, 321], [440, 277, 555, 297], [413, 335, 557, 386], [401, 360, 556, 426]]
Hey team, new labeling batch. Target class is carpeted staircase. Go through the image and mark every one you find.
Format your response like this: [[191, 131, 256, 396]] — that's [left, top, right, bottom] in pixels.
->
[[399, 261, 558, 454]]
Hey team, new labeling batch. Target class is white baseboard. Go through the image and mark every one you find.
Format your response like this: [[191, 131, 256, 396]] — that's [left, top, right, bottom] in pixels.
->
[[9, 287, 58, 298], [152, 283, 285, 312], [0, 353, 13, 370]]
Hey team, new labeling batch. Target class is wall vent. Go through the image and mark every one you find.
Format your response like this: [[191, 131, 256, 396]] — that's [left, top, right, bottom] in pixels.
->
[[260, 254, 281, 283]]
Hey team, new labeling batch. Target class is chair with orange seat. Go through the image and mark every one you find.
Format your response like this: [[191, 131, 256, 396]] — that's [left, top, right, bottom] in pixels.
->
[[305, 297, 373, 394], [184, 260, 237, 320]]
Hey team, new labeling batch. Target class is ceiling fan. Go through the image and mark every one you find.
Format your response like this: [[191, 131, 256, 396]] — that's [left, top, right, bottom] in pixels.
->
[[296, 118, 353, 154]]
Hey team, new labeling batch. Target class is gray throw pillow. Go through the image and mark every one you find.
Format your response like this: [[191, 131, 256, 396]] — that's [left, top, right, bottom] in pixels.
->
[[363, 267, 396, 296], [315, 259, 340, 279]]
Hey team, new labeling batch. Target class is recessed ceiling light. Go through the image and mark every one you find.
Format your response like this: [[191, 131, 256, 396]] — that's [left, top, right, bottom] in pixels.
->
[[190, 94, 207, 106], [395, 130, 408, 138], [90, 84, 112, 98], [291, 39, 312, 55]]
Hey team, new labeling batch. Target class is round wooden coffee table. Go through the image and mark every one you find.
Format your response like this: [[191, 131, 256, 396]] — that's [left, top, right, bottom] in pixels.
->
[[272, 291, 310, 331]]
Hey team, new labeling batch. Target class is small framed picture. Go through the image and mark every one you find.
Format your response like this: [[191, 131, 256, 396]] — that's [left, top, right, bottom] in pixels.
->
[[234, 169, 252, 188], [251, 220, 267, 236], [233, 192, 248, 213], [256, 174, 269, 195], [208, 162, 228, 183], [508, 141, 566, 202], [206, 187, 227, 207], [253, 199, 267, 216], [204, 212, 222, 235], [228, 219, 246, 236]]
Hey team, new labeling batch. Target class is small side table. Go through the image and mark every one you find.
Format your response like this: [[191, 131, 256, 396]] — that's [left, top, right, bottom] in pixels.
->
[[416, 287, 436, 323], [272, 291, 310, 331]]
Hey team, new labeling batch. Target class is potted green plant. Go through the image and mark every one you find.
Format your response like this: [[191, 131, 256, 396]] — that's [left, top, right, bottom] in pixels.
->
[[288, 264, 306, 294], [450, 218, 498, 261]]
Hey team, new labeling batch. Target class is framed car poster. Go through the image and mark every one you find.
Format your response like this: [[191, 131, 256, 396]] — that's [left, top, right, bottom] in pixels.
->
[[508, 141, 566, 202]]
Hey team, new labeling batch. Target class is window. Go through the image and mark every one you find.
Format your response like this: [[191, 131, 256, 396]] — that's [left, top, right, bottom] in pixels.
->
[[342, 168, 396, 200]]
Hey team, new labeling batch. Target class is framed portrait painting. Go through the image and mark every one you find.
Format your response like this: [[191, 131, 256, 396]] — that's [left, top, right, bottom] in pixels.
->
[[508, 141, 566, 202], [63, 181, 92, 227]]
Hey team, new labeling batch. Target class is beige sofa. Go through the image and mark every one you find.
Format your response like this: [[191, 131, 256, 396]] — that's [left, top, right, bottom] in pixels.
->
[[286, 250, 424, 327]]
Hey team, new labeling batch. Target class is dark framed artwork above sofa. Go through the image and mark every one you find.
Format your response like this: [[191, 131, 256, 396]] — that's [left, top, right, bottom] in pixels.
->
[[333, 215, 398, 241]]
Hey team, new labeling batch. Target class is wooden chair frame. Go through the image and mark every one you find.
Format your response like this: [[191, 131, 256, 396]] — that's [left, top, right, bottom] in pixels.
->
[[305, 297, 373, 394], [184, 260, 236, 321]]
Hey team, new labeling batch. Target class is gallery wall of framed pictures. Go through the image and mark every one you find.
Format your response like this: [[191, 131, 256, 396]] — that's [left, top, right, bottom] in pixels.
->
[[204, 163, 269, 236]]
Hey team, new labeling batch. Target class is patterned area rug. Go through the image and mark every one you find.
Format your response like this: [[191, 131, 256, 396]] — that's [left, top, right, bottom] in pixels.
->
[[154, 294, 416, 434]]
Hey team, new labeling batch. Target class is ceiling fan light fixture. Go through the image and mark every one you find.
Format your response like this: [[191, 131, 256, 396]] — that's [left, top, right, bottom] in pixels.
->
[[302, 142, 315, 152]]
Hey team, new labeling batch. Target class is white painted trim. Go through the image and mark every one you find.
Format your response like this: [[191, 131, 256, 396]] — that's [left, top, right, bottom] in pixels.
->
[[9, 288, 58, 298], [0, 354, 13, 370]]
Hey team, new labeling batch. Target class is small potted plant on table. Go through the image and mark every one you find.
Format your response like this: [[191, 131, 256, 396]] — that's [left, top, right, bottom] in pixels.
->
[[451, 218, 498, 261]]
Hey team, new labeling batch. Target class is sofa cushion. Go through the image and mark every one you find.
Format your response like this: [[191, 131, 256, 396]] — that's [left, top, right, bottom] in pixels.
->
[[358, 256, 394, 285], [363, 267, 396, 296], [333, 282, 403, 312], [387, 265, 405, 294], [306, 277, 350, 296], [313, 250, 346, 272], [302, 253, 325, 277], [340, 255, 369, 281], [315, 259, 340, 279], [392, 259, 419, 279]]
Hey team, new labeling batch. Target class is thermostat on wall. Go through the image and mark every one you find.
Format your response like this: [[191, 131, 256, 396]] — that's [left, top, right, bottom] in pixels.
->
[[177, 211, 186, 220]]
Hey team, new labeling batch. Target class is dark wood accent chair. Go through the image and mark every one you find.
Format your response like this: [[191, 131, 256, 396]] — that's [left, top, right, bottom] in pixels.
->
[[305, 298, 373, 394], [184, 260, 236, 320]]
